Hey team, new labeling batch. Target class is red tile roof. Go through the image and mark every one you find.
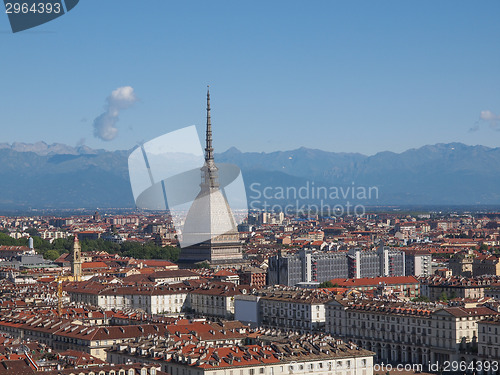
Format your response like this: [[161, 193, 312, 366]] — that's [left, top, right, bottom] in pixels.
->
[[330, 276, 419, 287]]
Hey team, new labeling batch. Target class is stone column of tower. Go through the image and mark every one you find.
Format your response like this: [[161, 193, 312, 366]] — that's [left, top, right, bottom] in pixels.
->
[[71, 234, 82, 281]]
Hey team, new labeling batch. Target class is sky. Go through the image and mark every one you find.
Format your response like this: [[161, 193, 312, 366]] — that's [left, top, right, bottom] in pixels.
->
[[1, 0, 499, 155]]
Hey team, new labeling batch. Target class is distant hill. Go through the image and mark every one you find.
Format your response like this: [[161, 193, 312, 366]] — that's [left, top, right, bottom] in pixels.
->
[[218, 143, 500, 206], [0, 142, 499, 209], [0, 146, 132, 209]]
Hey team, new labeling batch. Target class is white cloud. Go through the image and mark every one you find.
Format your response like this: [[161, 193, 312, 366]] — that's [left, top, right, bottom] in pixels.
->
[[109, 86, 137, 109], [470, 109, 500, 132], [480, 110, 498, 121], [93, 86, 137, 141]]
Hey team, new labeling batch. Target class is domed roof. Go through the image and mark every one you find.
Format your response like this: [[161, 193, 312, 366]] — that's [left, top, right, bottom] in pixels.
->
[[181, 185, 238, 247]]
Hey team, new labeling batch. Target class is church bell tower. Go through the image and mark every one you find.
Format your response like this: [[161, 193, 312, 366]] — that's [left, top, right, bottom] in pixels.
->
[[71, 234, 82, 281]]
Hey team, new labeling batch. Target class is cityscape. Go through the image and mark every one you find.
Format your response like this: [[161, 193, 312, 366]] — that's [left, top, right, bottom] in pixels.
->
[[2, 199, 500, 374], [1, 96, 500, 374], [1, 1, 500, 375]]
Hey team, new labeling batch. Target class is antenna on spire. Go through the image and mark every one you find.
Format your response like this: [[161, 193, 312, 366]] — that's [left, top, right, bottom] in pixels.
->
[[205, 85, 213, 162]]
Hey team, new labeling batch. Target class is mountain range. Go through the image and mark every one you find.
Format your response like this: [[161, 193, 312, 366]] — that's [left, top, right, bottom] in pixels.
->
[[0, 141, 499, 209]]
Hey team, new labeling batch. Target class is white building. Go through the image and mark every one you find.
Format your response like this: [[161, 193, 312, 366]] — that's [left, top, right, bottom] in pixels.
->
[[478, 317, 500, 359], [66, 282, 190, 315], [235, 287, 331, 332]]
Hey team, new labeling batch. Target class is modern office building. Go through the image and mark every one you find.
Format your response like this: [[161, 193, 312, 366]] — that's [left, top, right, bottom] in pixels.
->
[[268, 246, 406, 286]]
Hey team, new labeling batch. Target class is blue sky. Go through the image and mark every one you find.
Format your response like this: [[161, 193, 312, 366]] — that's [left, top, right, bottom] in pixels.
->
[[1, 0, 499, 155]]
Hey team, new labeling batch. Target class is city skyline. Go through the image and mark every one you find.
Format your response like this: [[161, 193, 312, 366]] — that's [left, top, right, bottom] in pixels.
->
[[0, 1, 499, 155], [2, 1, 500, 374]]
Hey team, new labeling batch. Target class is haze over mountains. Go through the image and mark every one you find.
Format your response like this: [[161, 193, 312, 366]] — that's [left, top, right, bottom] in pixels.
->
[[0, 141, 499, 209]]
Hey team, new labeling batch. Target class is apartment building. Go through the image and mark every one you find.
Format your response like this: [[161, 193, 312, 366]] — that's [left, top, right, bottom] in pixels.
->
[[0, 314, 167, 360], [268, 246, 407, 287], [402, 249, 432, 277], [325, 297, 498, 364], [235, 287, 333, 332], [474, 255, 500, 277], [477, 317, 500, 359], [268, 249, 349, 286], [66, 282, 191, 315], [328, 276, 420, 298], [187, 283, 251, 319], [107, 331, 374, 375], [66, 280, 251, 318], [419, 276, 500, 300]]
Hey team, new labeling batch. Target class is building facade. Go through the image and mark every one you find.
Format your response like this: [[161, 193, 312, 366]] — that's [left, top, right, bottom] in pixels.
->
[[268, 246, 406, 287], [107, 332, 374, 375], [325, 297, 498, 364]]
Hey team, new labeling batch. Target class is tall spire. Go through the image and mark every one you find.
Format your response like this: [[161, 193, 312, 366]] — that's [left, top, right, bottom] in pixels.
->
[[205, 86, 213, 162], [202, 86, 219, 189]]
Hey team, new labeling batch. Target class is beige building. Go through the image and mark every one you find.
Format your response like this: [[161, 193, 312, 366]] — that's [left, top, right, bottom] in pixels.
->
[[258, 288, 331, 332], [474, 255, 500, 277], [449, 251, 500, 277], [0, 314, 167, 361], [66, 283, 190, 315], [66, 280, 250, 318], [419, 275, 500, 300], [149, 269, 201, 284], [449, 250, 474, 277], [325, 297, 498, 364], [188, 283, 251, 319]]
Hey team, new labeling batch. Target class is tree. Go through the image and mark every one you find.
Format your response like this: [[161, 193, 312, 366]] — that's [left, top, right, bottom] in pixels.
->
[[439, 291, 448, 302], [479, 243, 489, 252], [44, 249, 60, 261], [194, 261, 210, 269], [0, 233, 20, 246], [25, 228, 40, 237], [319, 281, 334, 288], [52, 237, 73, 253], [412, 295, 430, 302]]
